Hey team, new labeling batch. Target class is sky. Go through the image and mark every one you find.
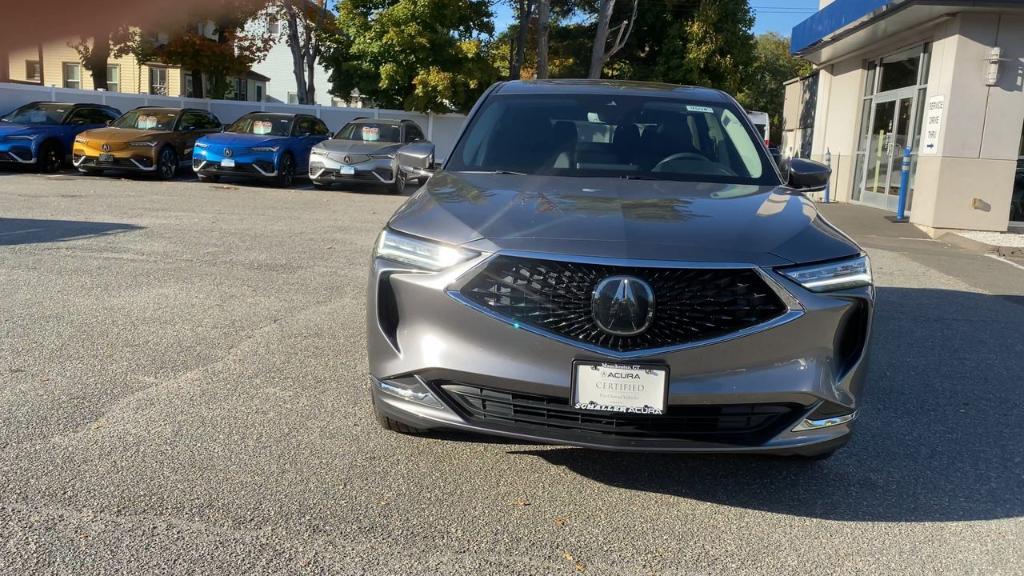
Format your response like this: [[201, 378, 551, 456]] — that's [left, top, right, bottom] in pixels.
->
[[492, 0, 820, 37]]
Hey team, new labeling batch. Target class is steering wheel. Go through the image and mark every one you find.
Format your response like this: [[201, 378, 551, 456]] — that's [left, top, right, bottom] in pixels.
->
[[652, 152, 710, 172]]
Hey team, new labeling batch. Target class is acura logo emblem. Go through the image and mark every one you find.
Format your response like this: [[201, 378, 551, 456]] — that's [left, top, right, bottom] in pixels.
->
[[591, 276, 655, 336], [101, 143, 110, 152], [343, 155, 351, 164], [224, 147, 233, 157]]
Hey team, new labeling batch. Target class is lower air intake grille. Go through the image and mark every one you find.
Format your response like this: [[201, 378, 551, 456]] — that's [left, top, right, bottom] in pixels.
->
[[439, 383, 801, 445]]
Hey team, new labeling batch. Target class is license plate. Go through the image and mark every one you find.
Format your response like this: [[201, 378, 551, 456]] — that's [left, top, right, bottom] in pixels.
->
[[339, 165, 355, 175], [220, 158, 235, 168], [98, 153, 114, 163], [572, 361, 668, 415]]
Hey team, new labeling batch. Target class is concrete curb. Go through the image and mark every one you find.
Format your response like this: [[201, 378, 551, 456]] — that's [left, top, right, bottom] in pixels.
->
[[940, 231, 1024, 258]]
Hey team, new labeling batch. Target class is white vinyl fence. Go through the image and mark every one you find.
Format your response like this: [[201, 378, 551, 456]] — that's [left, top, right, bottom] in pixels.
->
[[0, 82, 467, 162]]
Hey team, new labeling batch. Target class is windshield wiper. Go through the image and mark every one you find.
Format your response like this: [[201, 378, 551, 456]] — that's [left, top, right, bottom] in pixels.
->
[[457, 170, 529, 176], [619, 175, 667, 181]]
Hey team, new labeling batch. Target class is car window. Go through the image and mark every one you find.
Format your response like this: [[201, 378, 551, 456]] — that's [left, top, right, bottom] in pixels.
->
[[200, 112, 221, 130], [178, 111, 208, 131], [447, 94, 776, 185], [1, 102, 71, 125], [312, 118, 330, 136], [114, 109, 178, 131], [293, 117, 315, 136], [335, 122, 401, 143], [66, 107, 104, 125], [228, 114, 293, 136], [405, 123, 424, 143]]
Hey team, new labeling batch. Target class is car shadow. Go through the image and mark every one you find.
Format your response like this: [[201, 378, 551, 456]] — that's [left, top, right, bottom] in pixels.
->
[[483, 287, 1024, 523], [0, 218, 141, 246]]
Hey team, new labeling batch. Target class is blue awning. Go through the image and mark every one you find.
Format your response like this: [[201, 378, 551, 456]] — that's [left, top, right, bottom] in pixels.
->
[[792, 0, 897, 54]]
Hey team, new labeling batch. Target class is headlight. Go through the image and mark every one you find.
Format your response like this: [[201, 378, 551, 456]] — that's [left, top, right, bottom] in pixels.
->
[[779, 255, 872, 292], [251, 146, 279, 152], [195, 142, 209, 148], [129, 141, 158, 148], [8, 134, 38, 141], [74, 136, 88, 144], [370, 153, 395, 160], [310, 148, 326, 157], [374, 228, 477, 271]]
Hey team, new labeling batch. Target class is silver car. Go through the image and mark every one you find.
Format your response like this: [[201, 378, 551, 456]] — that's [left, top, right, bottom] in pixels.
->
[[309, 118, 428, 194], [367, 80, 873, 459]]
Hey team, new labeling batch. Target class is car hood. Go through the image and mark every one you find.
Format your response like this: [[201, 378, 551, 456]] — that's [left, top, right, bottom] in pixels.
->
[[387, 172, 861, 266], [201, 132, 286, 148], [316, 139, 402, 156], [79, 127, 167, 143]]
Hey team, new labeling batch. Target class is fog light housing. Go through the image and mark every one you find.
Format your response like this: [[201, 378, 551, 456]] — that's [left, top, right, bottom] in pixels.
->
[[373, 376, 443, 408], [792, 411, 856, 431]]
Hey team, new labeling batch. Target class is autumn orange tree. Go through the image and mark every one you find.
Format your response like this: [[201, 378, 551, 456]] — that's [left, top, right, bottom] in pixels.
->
[[151, 0, 275, 99]]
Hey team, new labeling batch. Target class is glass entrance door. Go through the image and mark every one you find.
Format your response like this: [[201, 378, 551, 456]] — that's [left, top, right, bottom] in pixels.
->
[[860, 95, 915, 211]]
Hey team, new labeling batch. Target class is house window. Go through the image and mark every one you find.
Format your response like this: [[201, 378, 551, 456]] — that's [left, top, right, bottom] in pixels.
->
[[268, 16, 280, 35], [233, 78, 248, 101], [25, 60, 41, 82], [63, 62, 81, 89], [287, 92, 298, 105], [149, 67, 168, 96], [106, 64, 120, 92], [256, 84, 263, 102]]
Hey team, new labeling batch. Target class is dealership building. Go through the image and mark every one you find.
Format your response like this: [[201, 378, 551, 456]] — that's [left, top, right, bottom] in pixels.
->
[[783, 0, 1024, 231]]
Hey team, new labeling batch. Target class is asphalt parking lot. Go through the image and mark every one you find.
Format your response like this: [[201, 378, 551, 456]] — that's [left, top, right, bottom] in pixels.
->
[[2, 170, 1023, 575]]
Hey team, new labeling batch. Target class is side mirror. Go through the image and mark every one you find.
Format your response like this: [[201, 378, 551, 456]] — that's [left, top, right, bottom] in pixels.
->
[[397, 142, 436, 179], [782, 157, 830, 191]]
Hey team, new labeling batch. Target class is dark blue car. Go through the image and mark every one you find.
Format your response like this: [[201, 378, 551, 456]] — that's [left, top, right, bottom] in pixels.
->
[[193, 112, 331, 187], [0, 101, 121, 172]]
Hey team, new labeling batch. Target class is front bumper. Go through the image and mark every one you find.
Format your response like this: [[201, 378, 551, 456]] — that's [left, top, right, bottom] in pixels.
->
[[73, 144, 158, 172], [309, 154, 396, 184], [193, 153, 279, 179], [0, 142, 38, 164], [367, 253, 873, 455]]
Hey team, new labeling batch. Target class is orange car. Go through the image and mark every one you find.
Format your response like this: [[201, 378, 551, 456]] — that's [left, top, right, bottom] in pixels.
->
[[73, 106, 222, 179]]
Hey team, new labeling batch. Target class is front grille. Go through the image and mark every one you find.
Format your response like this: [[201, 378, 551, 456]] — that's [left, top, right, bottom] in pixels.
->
[[459, 256, 788, 352], [440, 383, 801, 445]]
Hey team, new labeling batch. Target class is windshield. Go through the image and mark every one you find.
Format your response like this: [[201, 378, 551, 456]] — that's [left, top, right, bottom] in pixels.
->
[[0, 103, 71, 125], [335, 122, 400, 143], [447, 94, 778, 185], [113, 109, 178, 131], [227, 114, 294, 136]]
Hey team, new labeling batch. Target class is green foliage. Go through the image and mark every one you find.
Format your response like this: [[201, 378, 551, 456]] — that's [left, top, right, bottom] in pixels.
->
[[324, 0, 498, 112], [736, 32, 812, 144]]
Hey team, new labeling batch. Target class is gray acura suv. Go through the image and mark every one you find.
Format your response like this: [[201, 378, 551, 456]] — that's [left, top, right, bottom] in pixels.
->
[[367, 80, 873, 459]]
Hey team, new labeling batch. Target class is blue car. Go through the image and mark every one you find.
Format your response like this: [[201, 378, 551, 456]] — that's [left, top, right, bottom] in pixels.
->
[[0, 101, 121, 172], [193, 112, 331, 187]]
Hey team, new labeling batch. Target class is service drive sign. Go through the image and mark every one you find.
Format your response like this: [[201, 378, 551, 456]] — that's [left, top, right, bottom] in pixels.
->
[[921, 95, 944, 155]]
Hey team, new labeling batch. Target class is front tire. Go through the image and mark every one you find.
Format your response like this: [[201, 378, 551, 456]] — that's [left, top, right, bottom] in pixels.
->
[[275, 154, 295, 188], [38, 141, 63, 173], [157, 147, 177, 180], [390, 169, 406, 195]]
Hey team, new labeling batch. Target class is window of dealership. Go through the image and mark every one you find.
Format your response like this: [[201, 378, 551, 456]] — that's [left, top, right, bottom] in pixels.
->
[[784, 0, 1024, 231]]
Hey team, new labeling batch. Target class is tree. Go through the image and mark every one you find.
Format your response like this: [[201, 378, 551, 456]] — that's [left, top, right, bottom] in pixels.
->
[[324, 0, 497, 112], [587, 0, 637, 79], [535, 0, 551, 78], [737, 32, 811, 144], [272, 0, 332, 105], [69, 26, 137, 91], [508, 0, 535, 80], [151, 0, 275, 99]]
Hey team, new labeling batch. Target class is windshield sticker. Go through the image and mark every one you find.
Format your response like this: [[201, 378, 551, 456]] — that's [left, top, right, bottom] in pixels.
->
[[362, 126, 380, 142], [686, 105, 714, 114], [253, 120, 273, 135], [137, 115, 158, 130]]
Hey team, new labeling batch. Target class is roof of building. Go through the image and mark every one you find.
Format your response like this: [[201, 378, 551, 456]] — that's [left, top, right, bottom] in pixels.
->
[[792, 0, 1024, 62]]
